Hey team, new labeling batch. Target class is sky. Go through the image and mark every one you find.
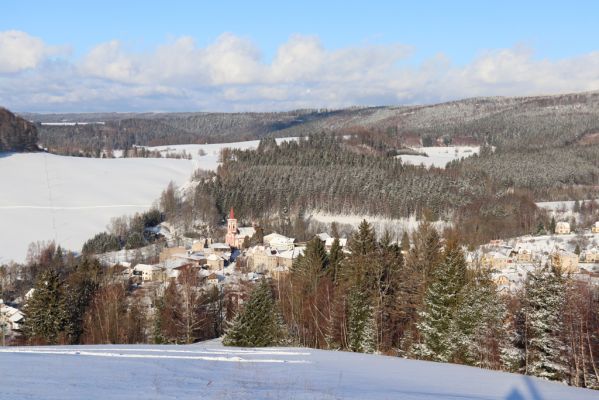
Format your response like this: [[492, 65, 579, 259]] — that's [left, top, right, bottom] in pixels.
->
[[1, 0, 599, 112]]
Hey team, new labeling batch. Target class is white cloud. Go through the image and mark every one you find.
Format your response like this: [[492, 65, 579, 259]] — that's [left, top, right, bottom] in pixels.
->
[[0, 30, 67, 73], [2, 31, 599, 112]]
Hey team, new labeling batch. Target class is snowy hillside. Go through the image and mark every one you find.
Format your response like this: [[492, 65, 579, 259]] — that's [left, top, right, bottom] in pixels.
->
[[397, 146, 480, 168], [0, 153, 196, 263], [147, 137, 298, 170], [0, 341, 595, 399]]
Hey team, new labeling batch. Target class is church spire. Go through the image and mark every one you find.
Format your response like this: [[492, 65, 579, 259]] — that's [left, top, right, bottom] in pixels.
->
[[229, 207, 235, 220]]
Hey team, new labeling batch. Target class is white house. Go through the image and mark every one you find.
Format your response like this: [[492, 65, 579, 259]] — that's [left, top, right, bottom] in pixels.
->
[[555, 221, 571, 234], [263, 232, 296, 251], [0, 300, 24, 340], [133, 264, 164, 282], [324, 237, 347, 251], [592, 221, 599, 234]]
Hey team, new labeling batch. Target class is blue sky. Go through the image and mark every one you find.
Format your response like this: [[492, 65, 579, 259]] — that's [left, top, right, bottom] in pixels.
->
[[1, 1, 599, 112]]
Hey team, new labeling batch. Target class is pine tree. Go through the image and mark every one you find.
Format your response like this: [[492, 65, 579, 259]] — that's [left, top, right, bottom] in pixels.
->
[[549, 216, 557, 234], [22, 269, 65, 344], [524, 266, 568, 381], [223, 279, 285, 347]]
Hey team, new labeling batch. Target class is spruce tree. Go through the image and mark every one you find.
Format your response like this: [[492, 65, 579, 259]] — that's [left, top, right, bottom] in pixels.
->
[[347, 288, 376, 353], [412, 240, 468, 362], [223, 280, 285, 347], [524, 266, 568, 381], [22, 269, 65, 344]]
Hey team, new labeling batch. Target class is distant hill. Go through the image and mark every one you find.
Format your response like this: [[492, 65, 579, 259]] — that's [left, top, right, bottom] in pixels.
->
[[18, 90, 599, 156], [0, 107, 38, 152]]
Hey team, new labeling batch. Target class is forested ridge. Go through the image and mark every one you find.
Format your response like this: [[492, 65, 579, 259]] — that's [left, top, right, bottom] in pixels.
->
[[19, 90, 599, 155], [198, 135, 485, 221], [0, 107, 38, 152]]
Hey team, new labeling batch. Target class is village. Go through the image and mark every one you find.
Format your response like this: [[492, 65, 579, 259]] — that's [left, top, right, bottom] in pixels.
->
[[2, 210, 599, 344]]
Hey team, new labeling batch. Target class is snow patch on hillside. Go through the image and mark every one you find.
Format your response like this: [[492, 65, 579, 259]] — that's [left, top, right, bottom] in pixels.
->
[[147, 137, 298, 171], [307, 211, 450, 237], [397, 146, 480, 168], [0, 341, 595, 399]]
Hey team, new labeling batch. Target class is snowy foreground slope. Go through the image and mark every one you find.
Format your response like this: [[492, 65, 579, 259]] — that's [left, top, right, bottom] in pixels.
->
[[0, 341, 595, 400]]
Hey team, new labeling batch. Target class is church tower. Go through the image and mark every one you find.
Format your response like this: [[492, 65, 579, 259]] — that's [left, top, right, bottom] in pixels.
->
[[225, 207, 238, 247]]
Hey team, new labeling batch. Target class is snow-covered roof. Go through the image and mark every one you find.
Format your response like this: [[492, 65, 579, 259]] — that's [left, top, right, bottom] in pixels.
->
[[325, 237, 347, 247], [264, 232, 295, 245], [316, 233, 331, 241], [134, 263, 162, 272], [237, 227, 256, 238], [211, 243, 231, 250]]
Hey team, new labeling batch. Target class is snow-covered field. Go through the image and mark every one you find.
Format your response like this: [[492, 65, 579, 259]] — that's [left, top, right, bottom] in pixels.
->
[[0, 153, 196, 263], [397, 146, 479, 168], [0, 341, 594, 399]]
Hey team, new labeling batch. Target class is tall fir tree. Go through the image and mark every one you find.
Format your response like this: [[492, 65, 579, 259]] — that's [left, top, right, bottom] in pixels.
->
[[223, 279, 285, 347], [412, 239, 468, 362], [22, 269, 65, 344], [346, 287, 376, 353], [524, 266, 568, 381]]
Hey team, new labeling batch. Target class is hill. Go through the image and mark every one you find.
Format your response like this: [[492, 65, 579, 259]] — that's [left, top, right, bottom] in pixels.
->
[[0, 341, 595, 399], [22, 90, 599, 153], [0, 107, 38, 152]]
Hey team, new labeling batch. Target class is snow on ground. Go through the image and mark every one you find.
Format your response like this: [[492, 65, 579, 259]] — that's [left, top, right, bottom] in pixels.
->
[[0, 153, 195, 263], [397, 146, 479, 168], [308, 211, 449, 237], [0, 341, 594, 399], [147, 137, 298, 171]]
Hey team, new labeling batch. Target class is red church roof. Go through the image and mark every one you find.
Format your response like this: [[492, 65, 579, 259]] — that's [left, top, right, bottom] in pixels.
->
[[229, 207, 235, 219]]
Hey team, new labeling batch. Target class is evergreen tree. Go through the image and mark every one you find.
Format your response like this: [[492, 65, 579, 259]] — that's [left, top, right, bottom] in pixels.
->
[[549, 217, 557, 234], [412, 240, 468, 362], [293, 237, 328, 289], [524, 266, 568, 381], [328, 237, 344, 283], [400, 231, 410, 252], [223, 280, 285, 347], [22, 270, 65, 344], [346, 287, 376, 353]]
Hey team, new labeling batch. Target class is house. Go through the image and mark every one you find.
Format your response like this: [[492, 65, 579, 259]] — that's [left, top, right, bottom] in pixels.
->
[[174, 252, 207, 267], [246, 245, 304, 275], [551, 251, 579, 273], [0, 300, 24, 340], [592, 222, 599, 234], [206, 254, 225, 270], [206, 273, 221, 286], [581, 249, 599, 263], [191, 238, 212, 252], [481, 252, 509, 270], [263, 232, 296, 251], [225, 208, 256, 248], [514, 249, 533, 263], [133, 264, 165, 282], [159, 246, 187, 262], [210, 242, 231, 256], [555, 221, 571, 235], [324, 237, 347, 252], [316, 232, 331, 242]]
